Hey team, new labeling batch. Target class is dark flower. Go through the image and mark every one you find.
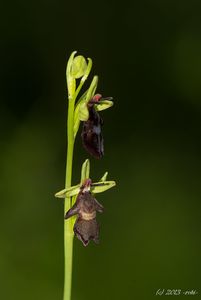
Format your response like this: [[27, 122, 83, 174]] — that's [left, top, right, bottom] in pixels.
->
[[81, 94, 112, 159], [65, 179, 104, 246]]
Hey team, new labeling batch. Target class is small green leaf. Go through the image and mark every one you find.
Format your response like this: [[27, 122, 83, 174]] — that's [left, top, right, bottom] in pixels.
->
[[95, 100, 114, 111], [91, 181, 116, 193], [100, 171, 108, 182], [81, 159, 90, 183], [55, 184, 81, 198], [71, 55, 87, 79]]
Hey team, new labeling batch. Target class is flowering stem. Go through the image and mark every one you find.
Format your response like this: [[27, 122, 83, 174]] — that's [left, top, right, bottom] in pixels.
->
[[63, 98, 75, 300]]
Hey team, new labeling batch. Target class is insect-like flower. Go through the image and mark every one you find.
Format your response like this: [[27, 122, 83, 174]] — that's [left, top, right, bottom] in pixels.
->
[[55, 159, 116, 246], [81, 94, 113, 159], [65, 179, 104, 246]]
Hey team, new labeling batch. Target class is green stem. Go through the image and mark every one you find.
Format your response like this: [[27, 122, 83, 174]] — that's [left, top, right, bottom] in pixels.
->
[[63, 99, 75, 300]]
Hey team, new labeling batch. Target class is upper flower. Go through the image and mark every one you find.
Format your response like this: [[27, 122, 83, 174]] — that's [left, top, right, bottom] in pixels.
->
[[81, 94, 113, 159]]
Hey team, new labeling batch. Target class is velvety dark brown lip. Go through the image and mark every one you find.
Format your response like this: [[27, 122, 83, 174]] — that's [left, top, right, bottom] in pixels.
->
[[64, 180, 103, 246], [81, 104, 104, 159]]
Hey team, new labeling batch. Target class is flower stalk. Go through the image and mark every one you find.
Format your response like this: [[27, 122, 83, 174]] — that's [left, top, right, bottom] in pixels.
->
[[63, 98, 75, 300]]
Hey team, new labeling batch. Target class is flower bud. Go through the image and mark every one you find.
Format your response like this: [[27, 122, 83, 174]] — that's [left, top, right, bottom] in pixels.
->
[[71, 55, 88, 79]]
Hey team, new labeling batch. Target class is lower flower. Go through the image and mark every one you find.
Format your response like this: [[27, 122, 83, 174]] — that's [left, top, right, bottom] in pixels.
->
[[64, 179, 104, 246]]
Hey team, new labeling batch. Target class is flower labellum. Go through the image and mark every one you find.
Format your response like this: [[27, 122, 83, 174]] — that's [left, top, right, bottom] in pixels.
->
[[65, 179, 104, 246], [81, 94, 103, 159], [81, 94, 112, 159]]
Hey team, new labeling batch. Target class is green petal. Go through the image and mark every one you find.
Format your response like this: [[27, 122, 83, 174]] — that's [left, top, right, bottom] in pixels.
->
[[91, 181, 116, 193], [85, 75, 98, 105], [100, 171, 108, 182], [95, 100, 114, 111], [55, 184, 81, 198], [81, 159, 90, 183]]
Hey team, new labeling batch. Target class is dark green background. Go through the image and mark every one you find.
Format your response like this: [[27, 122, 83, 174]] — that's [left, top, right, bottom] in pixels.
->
[[1, 0, 201, 299]]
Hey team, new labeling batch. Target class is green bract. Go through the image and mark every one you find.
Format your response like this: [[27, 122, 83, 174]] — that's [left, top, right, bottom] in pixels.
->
[[66, 51, 77, 99]]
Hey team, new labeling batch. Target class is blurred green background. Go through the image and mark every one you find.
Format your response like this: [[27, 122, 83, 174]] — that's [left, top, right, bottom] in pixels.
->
[[1, 0, 201, 299]]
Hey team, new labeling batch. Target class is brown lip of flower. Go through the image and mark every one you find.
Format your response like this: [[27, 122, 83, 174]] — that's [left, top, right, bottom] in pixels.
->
[[81, 103, 104, 159], [81, 94, 113, 159], [64, 179, 104, 246], [74, 217, 100, 246]]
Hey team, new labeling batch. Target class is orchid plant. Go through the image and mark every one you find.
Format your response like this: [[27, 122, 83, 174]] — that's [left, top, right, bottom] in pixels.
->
[[55, 51, 116, 300]]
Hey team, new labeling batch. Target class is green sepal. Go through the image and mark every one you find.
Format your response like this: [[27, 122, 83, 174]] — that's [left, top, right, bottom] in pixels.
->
[[95, 100, 114, 111], [55, 184, 81, 198], [78, 102, 89, 121], [81, 159, 90, 183], [91, 181, 116, 193], [71, 55, 87, 79]]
